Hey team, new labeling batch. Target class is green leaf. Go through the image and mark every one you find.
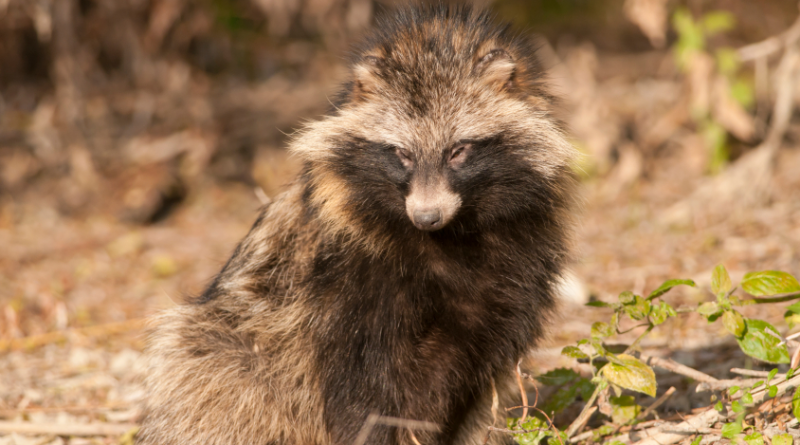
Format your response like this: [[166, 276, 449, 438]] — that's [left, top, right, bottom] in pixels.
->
[[586, 301, 613, 308], [767, 368, 779, 383], [576, 378, 596, 401], [712, 265, 733, 296], [768, 385, 778, 398], [715, 48, 740, 76], [723, 310, 746, 338], [537, 368, 580, 386], [751, 381, 764, 389], [787, 368, 795, 379], [546, 431, 568, 445], [731, 400, 743, 413], [741, 391, 753, 405], [592, 425, 616, 441], [698, 301, 722, 317], [793, 388, 800, 420], [649, 302, 677, 326], [601, 354, 657, 397], [729, 386, 740, 396], [691, 436, 703, 445], [741, 271, 800, 296], [624, 295, 651, 321], [731, 78, 755, 108], [673, 8, 705, 68], [744, 432, 764, 445], [618, 291, 636, 305], [703, 10, 735, 34], [540, 385, 579, 416], [773, 434, 793, 445], [714, 401, 724, 411], [590, 339, 608, 357], [561, 346, 589, 360], [591, 322, 614, 339], [648, 279, 696, 300], [511, 417, 551, 445], [610, 395, 641, 425], [704, 121, 729, 174], [784, 302, 800, 329], [736, 319, 790, 364], [721, 421, 742, 439]]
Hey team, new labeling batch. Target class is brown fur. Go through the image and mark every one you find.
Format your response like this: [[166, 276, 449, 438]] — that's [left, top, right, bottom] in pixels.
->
[[138, 5, 576, 445]]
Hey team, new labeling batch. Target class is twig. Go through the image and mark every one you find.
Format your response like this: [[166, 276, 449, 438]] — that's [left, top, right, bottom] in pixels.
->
[[696, 378, 764, 392], [408, 429, 422, 445], [487, 426, 549, 434], [0, 422, 137, 436], [484, 379, 500, 445], [730, 368, 771, 377], [792, 345, 800, 369], [565, 405, 598, 439], [515, 361, 528, 422], [0, 403, 130, 417], [639, 355, 720, 387], [624, 325, 654, 354], [353, 415, 439, 445], [738, 5, 800, 62], [0, 318, 146, 352], [639, 387, 676, 420]]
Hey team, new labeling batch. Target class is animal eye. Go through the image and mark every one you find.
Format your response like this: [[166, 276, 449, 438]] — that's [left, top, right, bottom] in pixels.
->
[[395, 147, 414, 169], [448, 143, 471, 166]]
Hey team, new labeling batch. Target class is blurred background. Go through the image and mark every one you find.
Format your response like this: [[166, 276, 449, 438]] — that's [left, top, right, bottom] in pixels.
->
[[1, 0, 800, 439]]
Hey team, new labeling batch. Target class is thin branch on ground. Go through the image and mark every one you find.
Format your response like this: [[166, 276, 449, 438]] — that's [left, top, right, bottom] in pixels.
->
[[0, 318, 146, 352], [730, 368, 771, 377], [639, 387, 676, 421], [353, 415, 439, 445], [638, 355, 720, 386], [738, 3, 800, 62], [515, 361, 528, 422], [0, 422, 137, 436]]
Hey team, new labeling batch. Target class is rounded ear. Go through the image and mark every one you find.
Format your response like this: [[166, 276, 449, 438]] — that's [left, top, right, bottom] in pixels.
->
[[473, 48, 516, 91], [352, 55, 384, 101]]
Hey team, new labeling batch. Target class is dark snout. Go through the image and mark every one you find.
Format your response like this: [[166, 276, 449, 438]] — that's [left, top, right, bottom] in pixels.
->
[[412, 208, 443, 231]]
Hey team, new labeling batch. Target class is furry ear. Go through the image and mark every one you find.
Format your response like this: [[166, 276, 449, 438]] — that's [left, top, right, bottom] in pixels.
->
[[352, 55, 384, 100], [473, 48, 516, 91]]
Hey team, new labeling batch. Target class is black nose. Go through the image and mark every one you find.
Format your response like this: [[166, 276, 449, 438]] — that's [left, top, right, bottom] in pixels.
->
[[413, 208, 442, 230]]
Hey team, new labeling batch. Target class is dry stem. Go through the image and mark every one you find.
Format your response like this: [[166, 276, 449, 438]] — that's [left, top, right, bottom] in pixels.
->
[[0, 422, 136, 436]]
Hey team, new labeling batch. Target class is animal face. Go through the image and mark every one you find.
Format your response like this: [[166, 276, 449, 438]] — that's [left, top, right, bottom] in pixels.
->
[[292, 6, 575, 246]]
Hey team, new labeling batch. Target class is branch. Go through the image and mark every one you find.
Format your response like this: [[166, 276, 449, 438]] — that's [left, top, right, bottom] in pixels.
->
[[638, 387, 676, 421], [0, 422, 136, 436], [353, 414, 439, 445], [639, 355, 719, 387], [565, 398, 599, 439], [738, 5, 800, 62], [0, 318, 146, 352]]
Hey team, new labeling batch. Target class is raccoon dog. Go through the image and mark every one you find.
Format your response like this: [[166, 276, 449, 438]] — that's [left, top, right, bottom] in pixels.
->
[[138, 5, 576, 445]]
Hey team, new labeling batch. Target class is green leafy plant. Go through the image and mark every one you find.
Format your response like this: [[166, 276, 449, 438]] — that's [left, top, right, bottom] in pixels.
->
[[503, 265, 800, 445], [672, 8, 755, 174]]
